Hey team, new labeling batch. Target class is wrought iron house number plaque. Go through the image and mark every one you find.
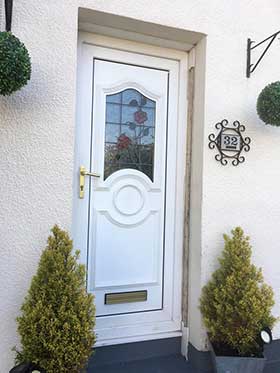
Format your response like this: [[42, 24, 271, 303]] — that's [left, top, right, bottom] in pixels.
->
[[208, 119, 251, 166]]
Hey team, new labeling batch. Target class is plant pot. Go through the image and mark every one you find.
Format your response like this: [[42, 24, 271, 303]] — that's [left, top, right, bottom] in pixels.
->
[[9, 362, 45, 373], [210, 345, 266, 373]]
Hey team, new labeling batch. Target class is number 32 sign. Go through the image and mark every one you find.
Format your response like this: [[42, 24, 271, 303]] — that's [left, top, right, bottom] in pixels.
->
[[208, 119, 251, 166]]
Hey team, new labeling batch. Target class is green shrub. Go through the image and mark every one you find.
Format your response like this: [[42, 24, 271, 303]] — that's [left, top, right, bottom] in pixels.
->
[[200, 227, 276, 357], [0, 31, 31, 95], [257, 81, 280, 126], [15, 225, 96, 373]]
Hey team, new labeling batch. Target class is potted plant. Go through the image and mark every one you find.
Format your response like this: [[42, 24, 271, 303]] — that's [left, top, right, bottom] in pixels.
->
[[200, 227, 276, 373], [257, 81, 280, 126], [13, 226, 96, 373]]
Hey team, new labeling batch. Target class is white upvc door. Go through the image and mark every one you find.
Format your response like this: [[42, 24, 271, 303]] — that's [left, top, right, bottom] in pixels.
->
[[74, 34, 187, 346]]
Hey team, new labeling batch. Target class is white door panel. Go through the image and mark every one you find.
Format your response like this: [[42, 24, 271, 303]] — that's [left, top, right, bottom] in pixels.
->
[[88, 59, 167, 316]]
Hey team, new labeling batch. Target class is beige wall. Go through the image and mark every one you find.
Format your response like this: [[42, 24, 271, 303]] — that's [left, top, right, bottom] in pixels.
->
[[1, 1, 280, 371]]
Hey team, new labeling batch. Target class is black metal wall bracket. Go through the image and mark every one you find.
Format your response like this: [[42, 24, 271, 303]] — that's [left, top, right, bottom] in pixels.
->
[[4, 0, 13, 32], [246, 31, 280, 78], [247, 30, 280, 78]]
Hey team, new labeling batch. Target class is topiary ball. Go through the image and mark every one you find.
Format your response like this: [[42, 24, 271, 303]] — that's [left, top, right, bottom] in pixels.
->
[[0, 31, 31, 96], [257, 81, 280, 126]]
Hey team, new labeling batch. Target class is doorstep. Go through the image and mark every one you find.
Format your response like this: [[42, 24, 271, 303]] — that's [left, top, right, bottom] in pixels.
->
[[87, 337, 196, 372], [87, 354, 195, 373]]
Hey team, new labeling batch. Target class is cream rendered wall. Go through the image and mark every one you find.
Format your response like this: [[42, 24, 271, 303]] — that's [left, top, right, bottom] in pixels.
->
[[1, 1, 280, 372]]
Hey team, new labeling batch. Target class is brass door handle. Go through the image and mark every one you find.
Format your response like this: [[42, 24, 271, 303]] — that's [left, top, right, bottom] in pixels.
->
[[79, 166, 100, 199], [80, 167, 100, 178]]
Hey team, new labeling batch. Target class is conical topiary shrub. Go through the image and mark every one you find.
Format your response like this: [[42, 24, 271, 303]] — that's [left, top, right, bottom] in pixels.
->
[[200, 227, 276, 357], [15, 225, 95, 373]]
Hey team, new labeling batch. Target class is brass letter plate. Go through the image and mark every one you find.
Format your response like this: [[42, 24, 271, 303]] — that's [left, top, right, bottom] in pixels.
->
[[105, 290, 147, 305]]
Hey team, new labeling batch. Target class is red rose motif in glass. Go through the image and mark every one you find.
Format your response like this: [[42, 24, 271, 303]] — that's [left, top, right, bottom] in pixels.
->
[[117, 134, 132, 150], [134, 110, 148, 124]]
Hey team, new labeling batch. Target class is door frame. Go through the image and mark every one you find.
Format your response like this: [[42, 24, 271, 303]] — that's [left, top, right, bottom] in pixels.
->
[[73, 32, 189, 346]]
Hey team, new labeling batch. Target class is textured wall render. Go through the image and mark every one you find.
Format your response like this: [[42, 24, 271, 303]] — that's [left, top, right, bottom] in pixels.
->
[[1, 0, 280, 372], [0, 1, 78, 371]]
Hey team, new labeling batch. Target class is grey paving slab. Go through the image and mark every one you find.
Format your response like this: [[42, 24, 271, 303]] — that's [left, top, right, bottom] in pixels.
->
[[88, 354, 196, 373]]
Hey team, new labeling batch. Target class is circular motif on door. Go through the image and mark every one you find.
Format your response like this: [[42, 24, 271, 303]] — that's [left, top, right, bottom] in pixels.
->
[[114, 185, 145, 216]]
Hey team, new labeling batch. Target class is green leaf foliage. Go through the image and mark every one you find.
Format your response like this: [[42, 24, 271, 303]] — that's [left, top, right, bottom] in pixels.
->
[[15, 225, 96, 372], [0, 31, 31, 95], [200, 227, 276, 357], [257, 81, 280, 126]]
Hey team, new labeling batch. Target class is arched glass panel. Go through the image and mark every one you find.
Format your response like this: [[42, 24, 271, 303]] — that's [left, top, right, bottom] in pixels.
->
[[104, 89, 156, 181]]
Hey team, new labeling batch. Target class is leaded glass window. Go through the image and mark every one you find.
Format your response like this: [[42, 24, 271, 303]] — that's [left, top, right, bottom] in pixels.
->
[[104, 89, 156, 181]]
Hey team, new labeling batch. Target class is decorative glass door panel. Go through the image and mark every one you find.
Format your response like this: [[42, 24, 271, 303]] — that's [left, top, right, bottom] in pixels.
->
[[104, 89, 156, 181], [87, 58, 169, 316]]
